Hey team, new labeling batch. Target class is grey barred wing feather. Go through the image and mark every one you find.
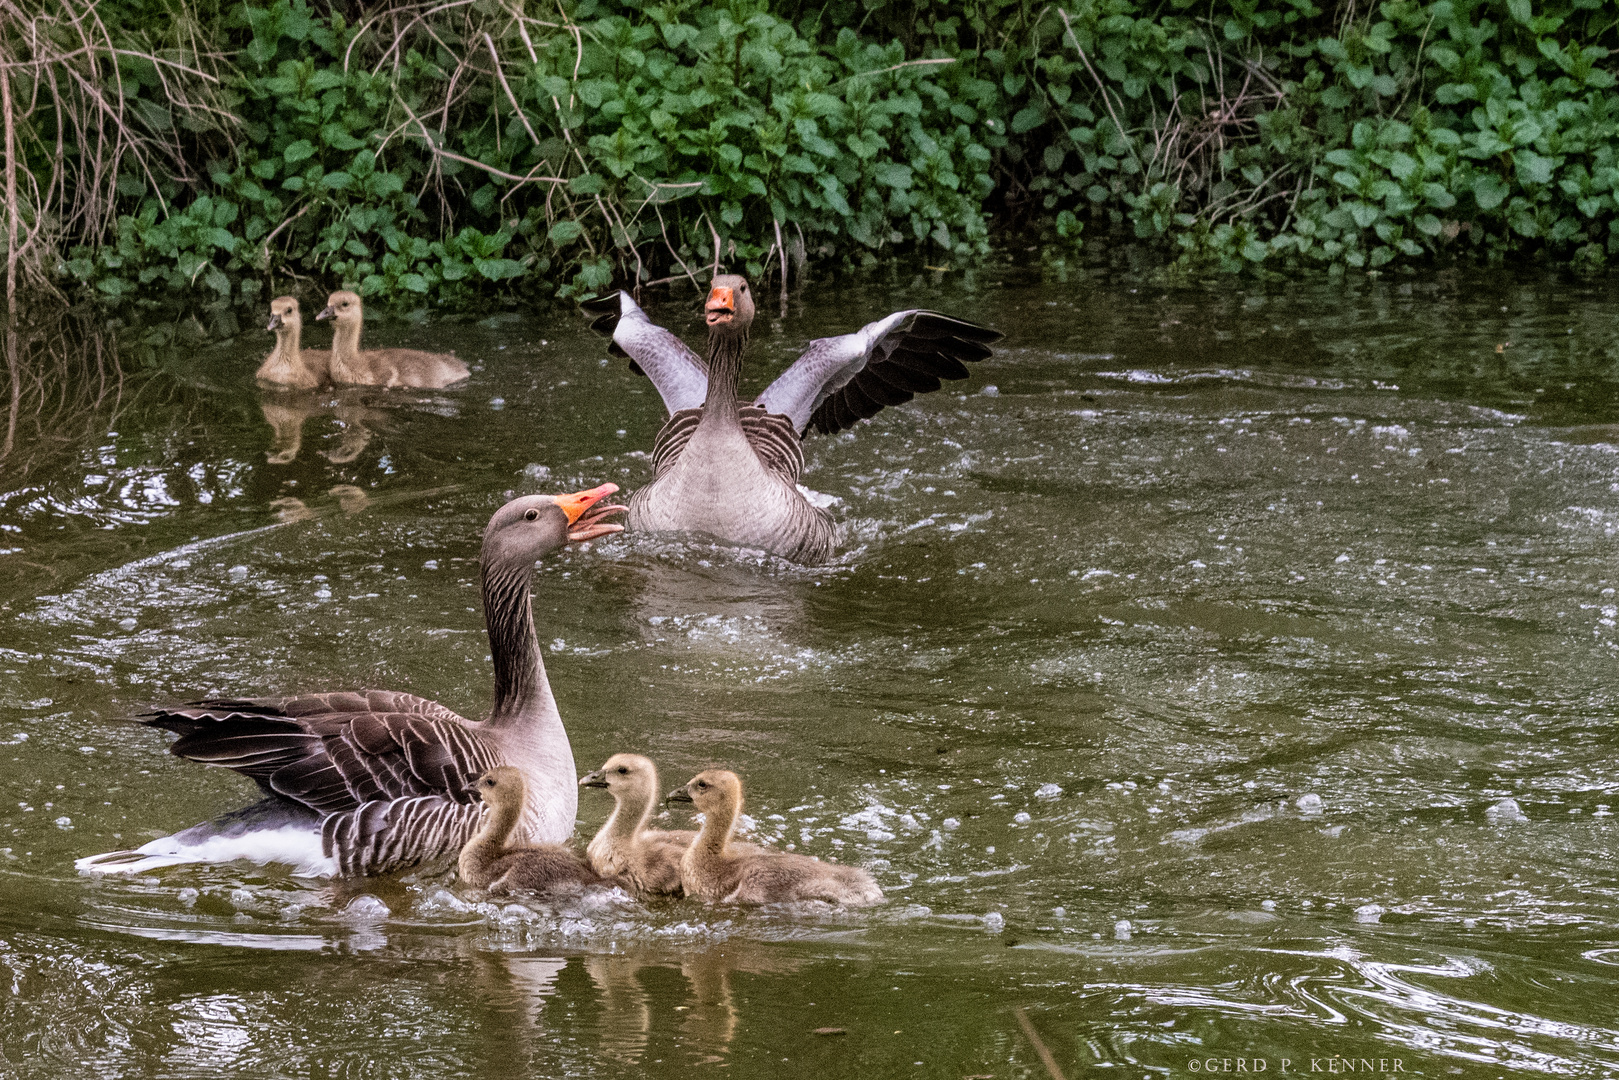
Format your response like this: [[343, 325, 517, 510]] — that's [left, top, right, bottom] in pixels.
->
[[143, 693, 499, 812], [143, 692, 502, 875], [322, 796, 483, 876], [651, 404, 804, 483], [580, 290, 709, 415], [755, 310, 1002, 436]]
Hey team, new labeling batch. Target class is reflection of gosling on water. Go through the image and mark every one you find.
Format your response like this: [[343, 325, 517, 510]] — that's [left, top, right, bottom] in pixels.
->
[[460, 767, 602, 895], [669, 770, 883, 906], [257, 296, 329, 389], [317, 290, 470, 389]]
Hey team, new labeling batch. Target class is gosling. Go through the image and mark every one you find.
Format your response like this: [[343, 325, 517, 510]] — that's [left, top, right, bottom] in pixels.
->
[[580, 753, 693, 895], [669, 770, 883, 906], [459, 767, 601, 896], [316, 290, 470, 389], [581, 754, 774, 897], [257, 296, 329, 389]]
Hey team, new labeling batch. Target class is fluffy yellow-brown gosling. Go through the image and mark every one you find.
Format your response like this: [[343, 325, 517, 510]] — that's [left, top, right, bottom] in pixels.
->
[[460, 766, 602, 895], [257, 296, 329, 389], [669, 769, 883, 906], [317, 290, 470, 388]]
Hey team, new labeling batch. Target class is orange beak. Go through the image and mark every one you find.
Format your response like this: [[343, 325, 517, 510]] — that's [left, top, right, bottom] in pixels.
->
[[706, 286, 734, 325], [552, 482, 627, 542]]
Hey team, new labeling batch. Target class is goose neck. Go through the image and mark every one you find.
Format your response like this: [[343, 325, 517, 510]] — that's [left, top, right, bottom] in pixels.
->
[[275, 322, 302, 363], [695, 798, 737, 856], [607, 789, 655, 841], [473, 794, 523, 852], [331, 319, 363, 367], [479, 558, 556, 726], [701, 329, 747, 415]]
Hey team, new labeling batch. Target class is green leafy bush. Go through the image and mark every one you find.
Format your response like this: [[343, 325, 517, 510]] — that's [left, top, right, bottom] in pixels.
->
[[28, 0, 1619, 307]]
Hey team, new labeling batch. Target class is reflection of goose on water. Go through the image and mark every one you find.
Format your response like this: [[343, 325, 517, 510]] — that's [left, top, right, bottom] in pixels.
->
[[578, 946, 805, 1067], [670, 770, 883, 906], [260, 391, 384, 466], [459, 766, 600, 895], [75, 485, 625, 877], [583, 276, 1000, 563], [317, 290, 470, 389], [257, 296, 329, 389], [268, 484, 370, 524]]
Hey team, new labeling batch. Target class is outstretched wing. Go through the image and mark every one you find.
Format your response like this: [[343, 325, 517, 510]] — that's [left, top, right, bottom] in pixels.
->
[[580, 290, 709, 415], [143, 691, 497, 816], [755, 311, 1001, 436]]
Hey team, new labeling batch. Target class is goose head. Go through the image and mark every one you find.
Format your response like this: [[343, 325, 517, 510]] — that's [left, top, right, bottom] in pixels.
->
[[266, 295, 302, 333], [667, 769, 743, 815], [704, 275, 755, 332], [472, 765, 528, 809], [480, 484, 627, 571], [580, 753, 659, 799], [316, 289, 363, 325]]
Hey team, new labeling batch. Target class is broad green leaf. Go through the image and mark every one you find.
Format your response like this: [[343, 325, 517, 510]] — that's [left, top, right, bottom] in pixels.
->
[[474, 257, 526, 280], [1473, 173, 1510, 210]]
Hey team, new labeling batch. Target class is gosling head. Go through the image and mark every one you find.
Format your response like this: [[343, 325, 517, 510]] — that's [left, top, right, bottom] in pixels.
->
[[704, 274, 755, 333], [480, 484, 627, 570], [472, 765, 528, 809], [316, 289, 363, 325], [266, 295, 302, 333], [667, 769, 743, 815], [580, 753, 659, 800]]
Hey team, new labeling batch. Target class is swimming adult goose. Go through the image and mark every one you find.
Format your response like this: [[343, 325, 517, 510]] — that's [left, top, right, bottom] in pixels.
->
[[257, 296, 329, 389], [317, 290, 470, 389], [582, 276, 1001, 564], [76, 484, 626, 877], [459, 766, 601, 894], [669, 769, 883, 906]]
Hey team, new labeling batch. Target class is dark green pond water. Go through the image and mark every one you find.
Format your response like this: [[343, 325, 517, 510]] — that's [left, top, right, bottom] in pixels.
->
[[4, 261, 1619, 1078]]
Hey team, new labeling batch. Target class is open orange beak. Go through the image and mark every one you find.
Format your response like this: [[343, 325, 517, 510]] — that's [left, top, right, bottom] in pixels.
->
[[553, 482, 627, 542], [705, 285, 735, 326]]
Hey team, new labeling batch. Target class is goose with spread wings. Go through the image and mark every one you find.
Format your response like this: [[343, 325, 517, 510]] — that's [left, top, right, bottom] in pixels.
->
[[582, 276, 1001, 564], [76, 485, 626, 877]]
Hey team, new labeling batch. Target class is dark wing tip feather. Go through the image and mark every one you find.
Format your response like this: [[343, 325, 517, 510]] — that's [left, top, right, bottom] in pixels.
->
[[580, 293, 621, 319], [909, 311, 1004, 344], [807, 310, 996, 436]]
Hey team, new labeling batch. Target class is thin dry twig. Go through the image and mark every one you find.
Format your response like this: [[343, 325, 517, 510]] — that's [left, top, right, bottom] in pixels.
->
[[1013, 1008, 1068, 1080]]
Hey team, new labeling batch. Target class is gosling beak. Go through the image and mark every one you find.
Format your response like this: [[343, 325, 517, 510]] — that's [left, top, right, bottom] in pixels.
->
[[666, 786, 694, 804], [579, 770, 608, 789], [705, 285, 734, 327], [266, 312, 283, 332], [553, 482, 627, 542], [316, 305, 335, 321]]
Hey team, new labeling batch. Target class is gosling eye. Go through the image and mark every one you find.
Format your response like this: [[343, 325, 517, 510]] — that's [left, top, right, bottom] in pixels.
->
[[696, 781, 708, 790], [524, 508, 540, 521], [616, 767, 628, 774]]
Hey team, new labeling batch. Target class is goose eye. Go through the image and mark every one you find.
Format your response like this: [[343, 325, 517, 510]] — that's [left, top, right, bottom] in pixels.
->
[[616, 767, 628, 774], [523, 508, 540, 521]]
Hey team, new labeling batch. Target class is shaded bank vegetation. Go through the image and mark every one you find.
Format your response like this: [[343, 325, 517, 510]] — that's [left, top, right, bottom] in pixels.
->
[[0, 0, 1616, 312]]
